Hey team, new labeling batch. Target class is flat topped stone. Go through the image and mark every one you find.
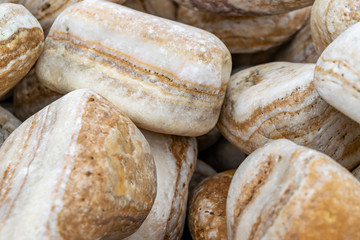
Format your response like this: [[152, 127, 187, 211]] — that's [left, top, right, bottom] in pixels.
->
[[36, 0, 232, 137]]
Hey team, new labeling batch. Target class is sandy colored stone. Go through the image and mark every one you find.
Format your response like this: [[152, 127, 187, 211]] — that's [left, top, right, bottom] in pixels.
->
[[314, 22, 360, 125], [0, 0, 126, 34], [174, 0, 314, 15], [311, 0, 360, 54], [0, 105, 21, 146], [0, 89, 157, 240], [0, 3, 44, 98], [177, 6, 310, 54], [276, 19, 319, 63], [189, 170, 235, 240], [36, 0, 231, 136], [125, 130, 197, 240], [227, 139, 360, 240], [218, 62, 360, 170], [13, 68, 62, 121]]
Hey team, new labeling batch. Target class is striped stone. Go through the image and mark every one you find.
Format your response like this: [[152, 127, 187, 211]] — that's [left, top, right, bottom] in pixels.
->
[[311, 0, 360, 54], [314, 22, 360, 125], [36, 0, 231, 136], [0, 89, 157, 239], [0, 0, 126, 34], [125, 130, 197, 240], [173, 0, 314, 15], [218, 62, 360, 170], [177, 6, 310, 54], [227, 139, 360, 240], [0, 3, 44, 98]]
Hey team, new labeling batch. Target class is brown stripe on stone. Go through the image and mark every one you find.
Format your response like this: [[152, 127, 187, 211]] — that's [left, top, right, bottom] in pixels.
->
[[231, 154, 280, 235], [47, 30, 223, 96], [36, 0, 72, 21], [163, 136, 191, 239], [0, 27, 44, 96], [219, 83, 319, 152], [316, 58, 360, 93], [45, 93, 88, 235], [247, 152, 312, 240], [0, 107, 49, 223], [57, 95, 155, 240], [0, 27, 43, 69], [0, 113, 39, 205]]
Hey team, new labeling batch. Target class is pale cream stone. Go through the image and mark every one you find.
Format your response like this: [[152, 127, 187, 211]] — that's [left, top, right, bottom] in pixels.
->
[[218, 62, 360, 170], [36, 0, 231, 136], [125, 130, 197, 240], [311, 0, 360, 54], [314, 22, 360, 125]]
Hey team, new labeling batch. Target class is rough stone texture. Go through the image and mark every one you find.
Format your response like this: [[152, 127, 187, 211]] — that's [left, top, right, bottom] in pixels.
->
[[311, 0, 360, 54], [189, 170, 235, 240], [125, 130, 197, 240], [36, 0, 231, 136], [0, 3, 44, 98], [0, 89, 157, 240], [314, 22, 360, 125], [218, 62, 360, 170], [227, 139, 360, 240]]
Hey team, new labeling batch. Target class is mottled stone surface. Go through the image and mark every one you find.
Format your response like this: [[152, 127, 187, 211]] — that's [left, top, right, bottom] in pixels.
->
[[218, 62, 360, 170], [0, 89, 157, 239], [227, 139, 360, 240]]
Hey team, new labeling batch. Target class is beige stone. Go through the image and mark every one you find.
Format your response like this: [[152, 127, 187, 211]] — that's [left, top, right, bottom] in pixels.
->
[[218, 62, 360, 170], [36, 0, 231, 136], [0, 89, 157, 239], [314, 22, 360, 125], [311, 0, 360, 54], [0, 3, 44, 98], [125, 130, 197, 240], [177, 6, 310, 54]]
